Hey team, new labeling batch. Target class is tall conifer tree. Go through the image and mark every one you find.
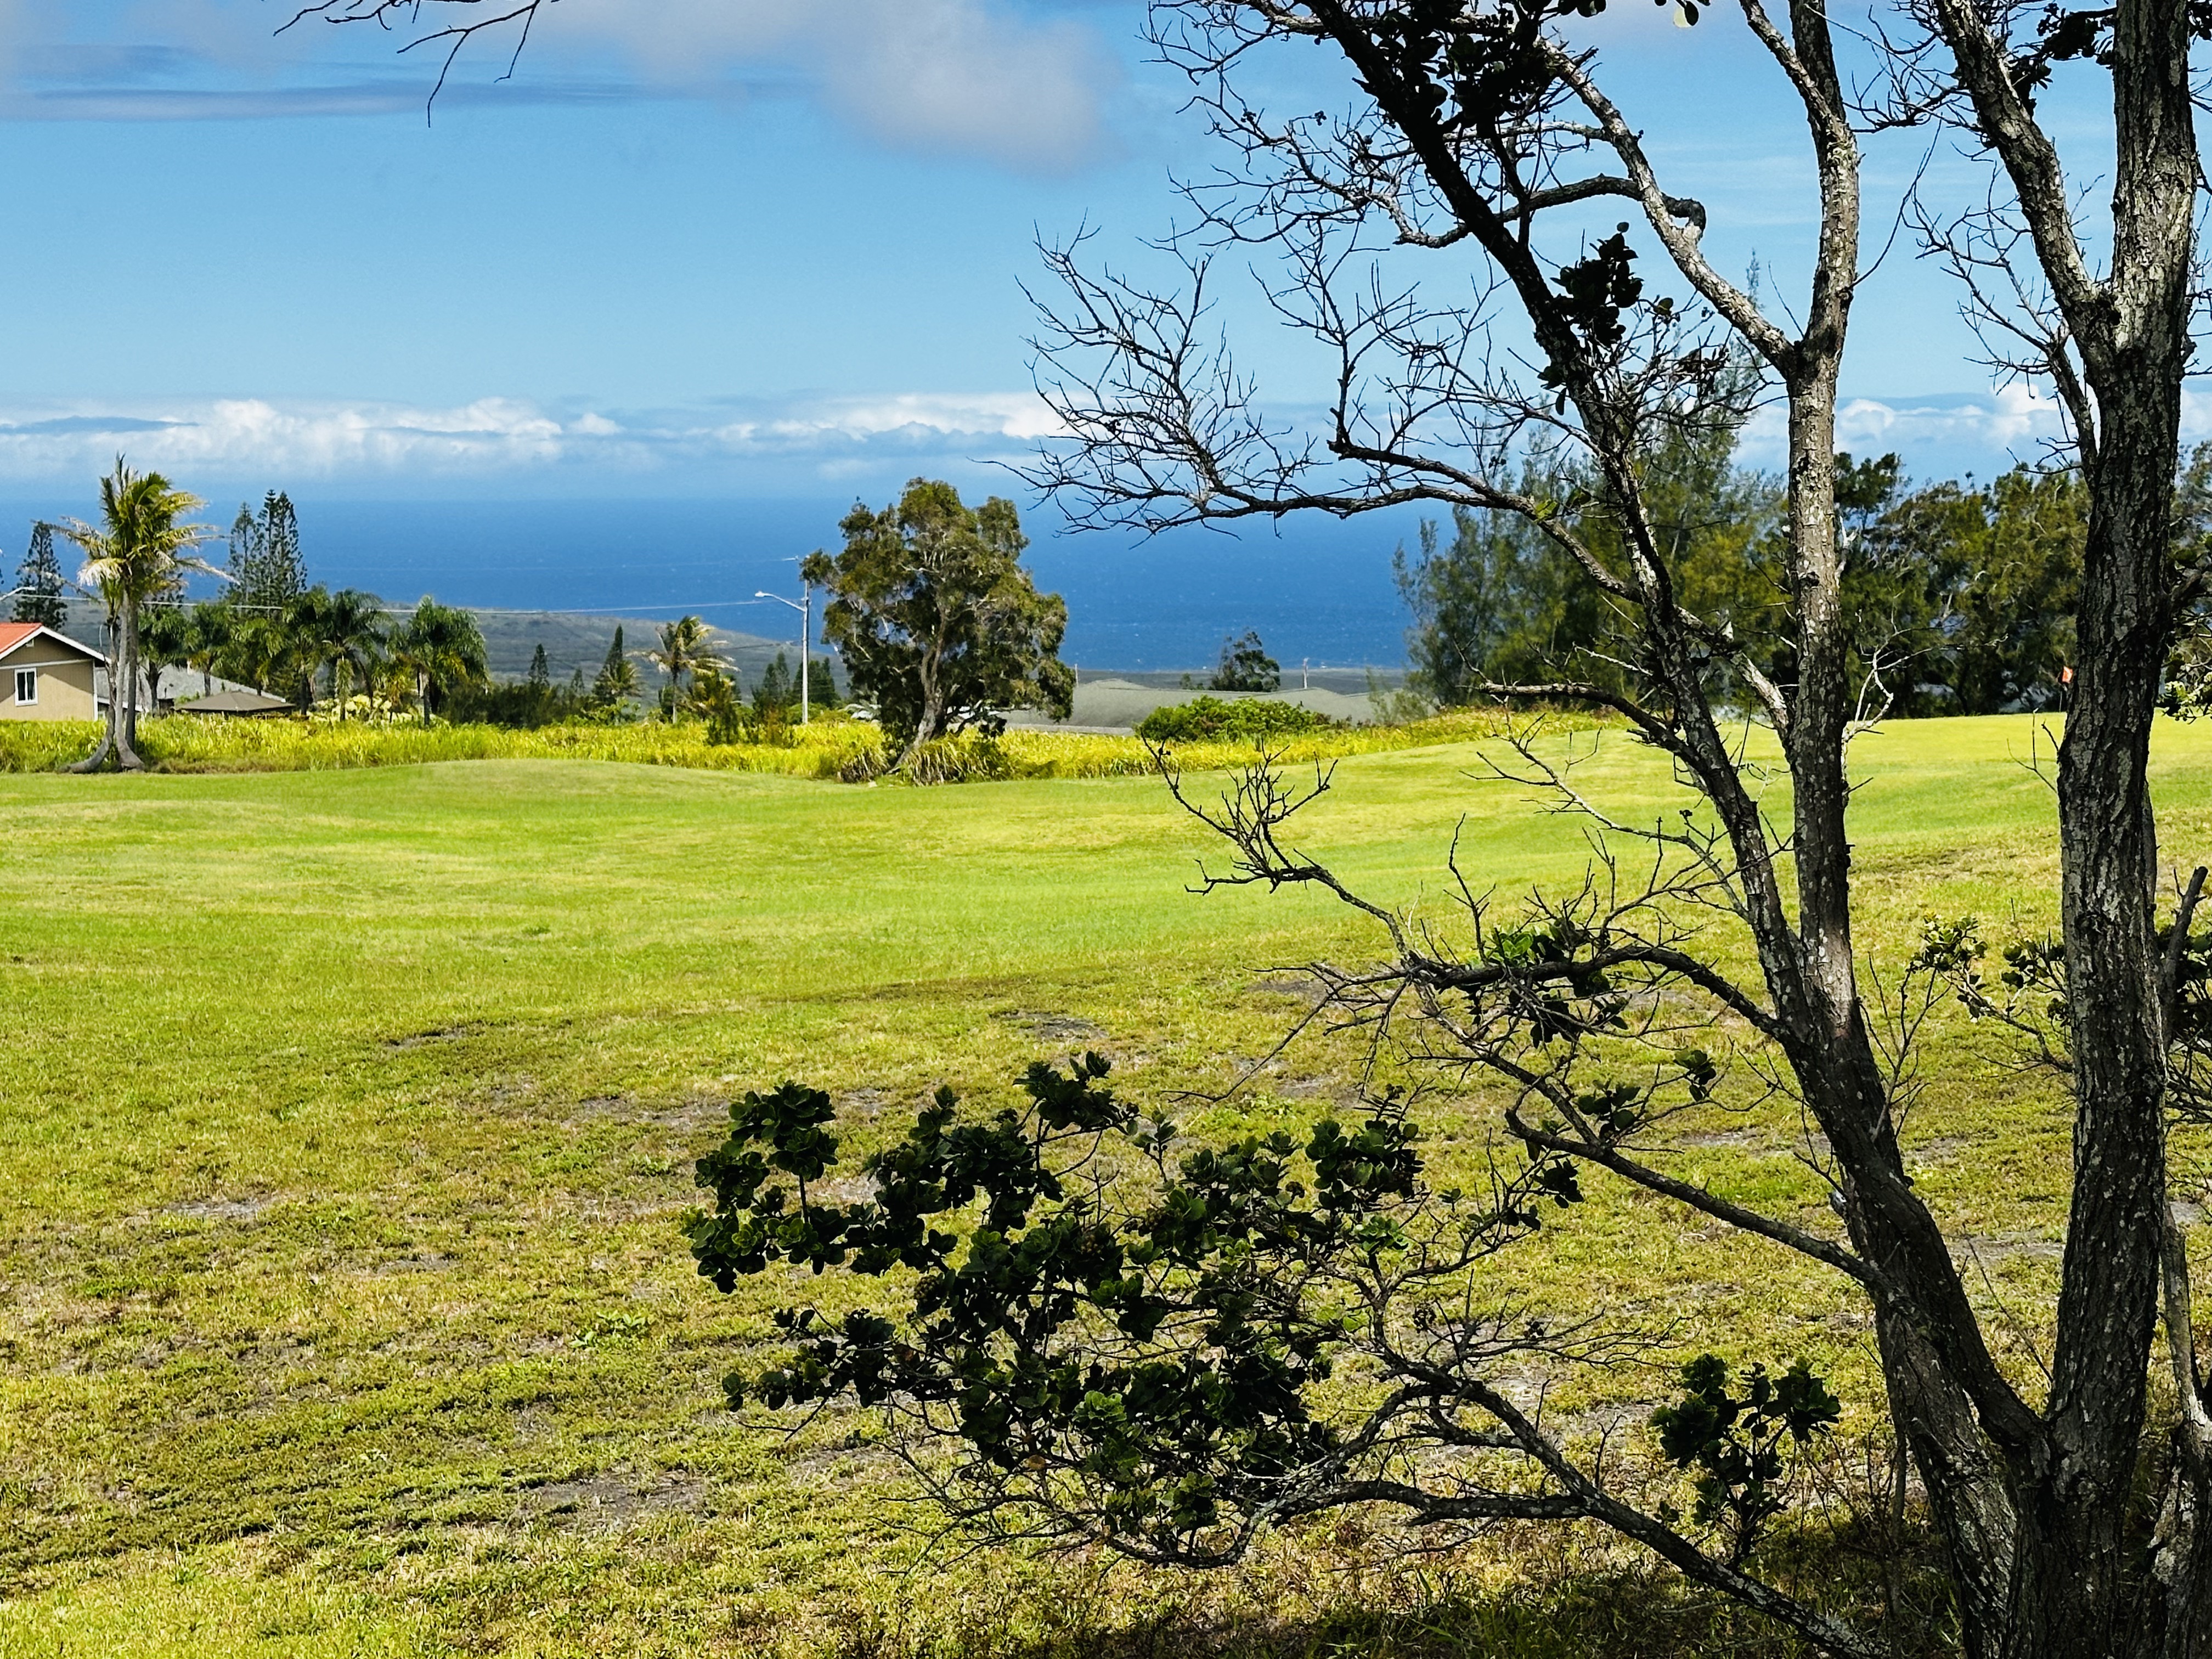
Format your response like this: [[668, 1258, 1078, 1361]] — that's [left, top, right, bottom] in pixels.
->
[[591, 626, 637, 707], [228, 491, 306, 612], [11, 522, 67, 627]]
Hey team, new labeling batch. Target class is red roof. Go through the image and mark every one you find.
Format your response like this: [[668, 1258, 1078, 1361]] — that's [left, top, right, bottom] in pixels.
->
[[0, 622, 104, 664]]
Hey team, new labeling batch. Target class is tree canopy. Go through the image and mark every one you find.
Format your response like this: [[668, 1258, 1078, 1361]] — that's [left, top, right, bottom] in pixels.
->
[[1398, 441, 2116, 719], [802, 479, 1073, 769], [1209, 630, 1281, 693], [391, 597, 489, 716]]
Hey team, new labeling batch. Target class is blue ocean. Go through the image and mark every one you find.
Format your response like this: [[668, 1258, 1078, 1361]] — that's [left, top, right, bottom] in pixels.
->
[[0, 495, 1427, 672]]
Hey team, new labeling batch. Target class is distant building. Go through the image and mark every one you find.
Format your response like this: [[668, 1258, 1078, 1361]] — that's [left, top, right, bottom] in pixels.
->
[[0, 623, 103, 721], [178, 687, 291, 718]]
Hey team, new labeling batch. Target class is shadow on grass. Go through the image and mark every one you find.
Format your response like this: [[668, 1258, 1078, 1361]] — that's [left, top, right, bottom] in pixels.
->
[[809, 1527, 1959, 1659]]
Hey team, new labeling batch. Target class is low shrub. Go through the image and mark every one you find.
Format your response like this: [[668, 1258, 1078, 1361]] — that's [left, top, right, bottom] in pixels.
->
[[1135, 695, 1337, 744], [0, 720, 106, 775]]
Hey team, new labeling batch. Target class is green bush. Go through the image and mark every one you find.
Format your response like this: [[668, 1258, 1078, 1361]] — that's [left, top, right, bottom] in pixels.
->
[[1135, 695, 1336, 744]]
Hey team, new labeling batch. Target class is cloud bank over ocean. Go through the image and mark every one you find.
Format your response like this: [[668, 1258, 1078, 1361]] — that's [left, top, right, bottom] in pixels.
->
[[0, 393, 1067, 496], [0, 383, 2195, 498]]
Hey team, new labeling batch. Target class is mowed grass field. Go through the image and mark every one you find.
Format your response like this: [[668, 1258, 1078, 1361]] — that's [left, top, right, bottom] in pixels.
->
[[3, 715, 2209, 1657]]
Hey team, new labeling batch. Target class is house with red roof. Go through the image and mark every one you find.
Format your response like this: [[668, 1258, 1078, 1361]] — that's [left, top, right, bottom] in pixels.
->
[[0, 623, 105, 721]]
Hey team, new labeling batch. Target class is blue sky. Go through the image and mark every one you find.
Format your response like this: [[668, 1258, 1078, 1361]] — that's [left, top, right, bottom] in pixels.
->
[[0, 0, 2161, 508]]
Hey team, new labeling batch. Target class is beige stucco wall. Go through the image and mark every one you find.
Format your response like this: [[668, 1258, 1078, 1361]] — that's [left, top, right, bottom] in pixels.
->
[[0, 651, 99, 721]]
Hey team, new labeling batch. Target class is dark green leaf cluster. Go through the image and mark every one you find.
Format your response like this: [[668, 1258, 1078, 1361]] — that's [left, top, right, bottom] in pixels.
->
[[1359, 0, 1679, 151], [1483, 914, 1634, 1047], [1397, 440, 2147, 719], [1548, 228, 1644, 369], [2010, 1, 2212, 95], [1209, 629, 1281, 693], [446, 653, 599, 727], [1394, 389, 1779, 710], [1651, 1353, 1841, 1565], [1838, 459, 2085, 716], [747, 651, 838, 720], [1912, 915, 2069, 1027], [685, 1057, 1579, 1559]]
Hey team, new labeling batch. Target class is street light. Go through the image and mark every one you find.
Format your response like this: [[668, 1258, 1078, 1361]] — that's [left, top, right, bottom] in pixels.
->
[[754, 583, 812, 724]]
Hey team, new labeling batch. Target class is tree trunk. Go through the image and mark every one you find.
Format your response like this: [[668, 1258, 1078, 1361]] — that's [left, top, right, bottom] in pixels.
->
[[70, 607, 124, 772], [897, 648, 947, 771], [114, 600, 146, 770], [1983, 394, 2183, 1659], [2146, 1419, 2212, 1656]]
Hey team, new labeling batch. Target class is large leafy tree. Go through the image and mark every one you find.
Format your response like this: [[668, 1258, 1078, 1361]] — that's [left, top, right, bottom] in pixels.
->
[[1208, 629, 1281, 692], [61, 460, 217, 772], [802, 479, 1074, 770], [1398, 409, 1782, 708], [1857, 465, 2089, 715]]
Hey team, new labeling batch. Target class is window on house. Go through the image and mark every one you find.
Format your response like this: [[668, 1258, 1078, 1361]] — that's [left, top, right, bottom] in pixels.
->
[[14, 668, 36, 704]]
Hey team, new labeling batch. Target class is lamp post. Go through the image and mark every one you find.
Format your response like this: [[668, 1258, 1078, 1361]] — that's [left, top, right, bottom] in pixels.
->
[[754, 584, 812, 724]]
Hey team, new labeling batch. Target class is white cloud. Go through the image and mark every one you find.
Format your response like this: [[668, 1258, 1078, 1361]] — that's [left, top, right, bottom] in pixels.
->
[[1, 0, 1118, 170], [552, 0, 1115, 170], [1742, 382, 2212, 477], [1735, 383, 2073, 473], [0, 392, 1063, 487]]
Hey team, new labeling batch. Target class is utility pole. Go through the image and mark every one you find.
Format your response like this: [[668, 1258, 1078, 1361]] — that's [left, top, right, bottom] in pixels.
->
[[754, 582, 813, 723]]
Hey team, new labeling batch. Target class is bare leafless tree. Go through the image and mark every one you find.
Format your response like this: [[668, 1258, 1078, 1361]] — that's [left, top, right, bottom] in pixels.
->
[[1014, 3, 2211, 1655]]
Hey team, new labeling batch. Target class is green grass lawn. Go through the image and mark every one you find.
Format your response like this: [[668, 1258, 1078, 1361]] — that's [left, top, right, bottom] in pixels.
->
[[2, 715, 2207, 1657]]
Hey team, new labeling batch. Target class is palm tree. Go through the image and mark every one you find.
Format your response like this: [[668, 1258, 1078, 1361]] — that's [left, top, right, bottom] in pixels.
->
[[183, 601, 235, 698], [320, 589, 388, 717], [136, 600, 195, 709], [280, 589, 338, 712], [276, 586, 386, 714], [391, 597, 489, 719], [646, 615, 722, 720], [216, 607, 294, 699], [690, 662, 746, 743], [62, 459, 216, 772]]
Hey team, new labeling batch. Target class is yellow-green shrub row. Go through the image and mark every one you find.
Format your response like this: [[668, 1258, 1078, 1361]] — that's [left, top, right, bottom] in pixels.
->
[[0, 709, 1579, 783]]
